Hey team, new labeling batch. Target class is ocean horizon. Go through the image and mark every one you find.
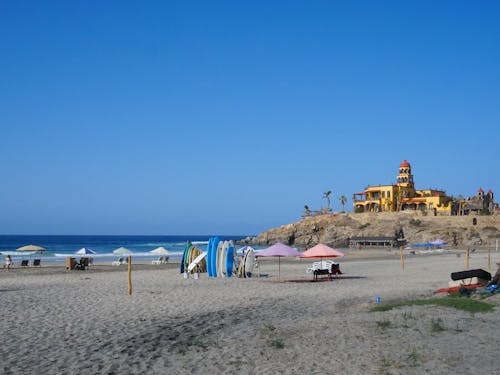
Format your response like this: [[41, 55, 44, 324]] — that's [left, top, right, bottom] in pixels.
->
[[0, 234, 250, 262]]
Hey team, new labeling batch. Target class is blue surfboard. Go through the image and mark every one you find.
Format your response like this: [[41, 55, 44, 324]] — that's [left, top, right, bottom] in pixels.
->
[[206, 238, 214, 277], [225, 243, 234, 277], [211, 237, 220, 277]]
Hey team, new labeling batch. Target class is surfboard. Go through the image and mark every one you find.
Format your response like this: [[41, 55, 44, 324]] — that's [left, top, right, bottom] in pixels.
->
[[188, 252, 207, 273], [225, 241, 234, 277], [238, 250, 248, 278], [206, 238, 213, 277], [232, 245, 240, 276], [218, 241, 224, 277], [188, 246, 202, 271], [180, 242, 192, 274], [211, 237, 221, 277], [184, 243, 193, 268], [244, 248, 255, 277], [218, 241, 228, 277]]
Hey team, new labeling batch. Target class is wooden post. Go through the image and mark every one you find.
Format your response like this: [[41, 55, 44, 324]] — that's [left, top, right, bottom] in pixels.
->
[[128, 256, 132, 295], [488, 247, 491, 272], [400, 246, 405, 271], [465, 248, 470, 270]]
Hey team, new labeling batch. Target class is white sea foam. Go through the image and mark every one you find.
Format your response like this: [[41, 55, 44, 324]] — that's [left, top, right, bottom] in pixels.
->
[[191, 241, 209, 245]]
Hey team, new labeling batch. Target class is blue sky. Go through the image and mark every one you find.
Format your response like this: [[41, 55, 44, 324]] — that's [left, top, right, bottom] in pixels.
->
[[1, 1, 499, 235]]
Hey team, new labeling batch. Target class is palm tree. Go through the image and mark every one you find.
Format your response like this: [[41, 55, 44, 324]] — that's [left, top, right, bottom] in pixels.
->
[[304, 205, 311, 217], [323, 190, 332, 212], [339, 195, 347, 212]]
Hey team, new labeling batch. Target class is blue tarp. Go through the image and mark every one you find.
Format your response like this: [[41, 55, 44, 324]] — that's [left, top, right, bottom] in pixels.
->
[[413, 239, 448, 247]]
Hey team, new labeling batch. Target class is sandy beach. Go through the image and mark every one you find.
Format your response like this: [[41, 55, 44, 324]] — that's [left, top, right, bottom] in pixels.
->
[[1, 250, 499, 375]]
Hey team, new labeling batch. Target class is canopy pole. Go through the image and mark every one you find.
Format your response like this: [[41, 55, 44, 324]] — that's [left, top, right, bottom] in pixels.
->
[[278, 257, 281, 281], [128, 256, 132, 295], [488, 247, 491, 272], [465, 248, 470, 270]]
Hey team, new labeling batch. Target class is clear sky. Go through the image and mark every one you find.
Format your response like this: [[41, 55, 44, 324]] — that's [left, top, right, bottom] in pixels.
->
[[1, 1, 499, 235]]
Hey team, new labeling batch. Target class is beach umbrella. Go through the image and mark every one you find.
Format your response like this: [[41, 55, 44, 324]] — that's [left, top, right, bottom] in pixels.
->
[[16, 244, 46, 252], [237, 246, 254, 256], [113, 247, 132, 255], [149, 247, 171, 255], [75, 247, 96, 255], [299, 243, 344, 269], [255, 243, 302, 281]]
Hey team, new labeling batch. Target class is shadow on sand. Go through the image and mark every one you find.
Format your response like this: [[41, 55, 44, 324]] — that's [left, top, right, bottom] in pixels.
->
[[286, 275, 368, 283]]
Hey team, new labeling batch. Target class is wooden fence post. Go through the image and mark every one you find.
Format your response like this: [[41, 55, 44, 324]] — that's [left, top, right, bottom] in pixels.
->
[[128, 256, 132, 295], [488, 248, 491, 272]]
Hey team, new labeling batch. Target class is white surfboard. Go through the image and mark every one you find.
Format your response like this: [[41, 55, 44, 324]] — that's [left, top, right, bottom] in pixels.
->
[[215, 240, 224, 278], [219, 241, 228, 277], [187, 252, 207, 273], [237, 251, 246, 278], [244, 248, 255, 277]]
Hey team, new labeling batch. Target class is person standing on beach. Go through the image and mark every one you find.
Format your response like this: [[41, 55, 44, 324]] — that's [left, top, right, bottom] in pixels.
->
[[487, 262, 500, 287], [5, 255, 12, 271]]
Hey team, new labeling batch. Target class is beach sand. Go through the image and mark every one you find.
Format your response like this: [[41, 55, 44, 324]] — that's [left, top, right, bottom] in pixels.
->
[[0, 250, 499, 374]]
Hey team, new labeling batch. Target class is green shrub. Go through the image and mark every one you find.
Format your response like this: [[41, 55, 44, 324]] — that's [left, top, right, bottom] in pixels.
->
[[370, 297, 494, 313]]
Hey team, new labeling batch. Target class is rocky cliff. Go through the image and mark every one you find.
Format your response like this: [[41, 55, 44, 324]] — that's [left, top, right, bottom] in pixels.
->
[[240, 212, 500, 248]]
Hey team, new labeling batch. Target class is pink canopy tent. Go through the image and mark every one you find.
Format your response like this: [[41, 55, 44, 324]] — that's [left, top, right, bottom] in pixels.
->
[[300, 243, 344, 269], [255, 242, 302, 280]]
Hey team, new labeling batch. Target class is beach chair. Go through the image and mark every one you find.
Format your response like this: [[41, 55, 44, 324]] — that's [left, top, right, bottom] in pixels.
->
[[306, 260, 334, 273], [75, 257, 89, 270], [112, 257, 124, 266], [330, 262, 343, 278], [306, 260, 338, 281], [152, 256, 164, 265], [32, 259, 41, 267], [21, 260, 29, 267]]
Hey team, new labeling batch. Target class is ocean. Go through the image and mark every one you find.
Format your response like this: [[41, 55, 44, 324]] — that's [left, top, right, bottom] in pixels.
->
[[0, 235, 249, 263]]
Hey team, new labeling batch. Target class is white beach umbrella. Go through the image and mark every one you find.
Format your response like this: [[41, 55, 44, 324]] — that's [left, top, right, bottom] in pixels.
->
[[149, 247, 171, 255], [16, 244, 46, 252], [113, 247, 133, 255]]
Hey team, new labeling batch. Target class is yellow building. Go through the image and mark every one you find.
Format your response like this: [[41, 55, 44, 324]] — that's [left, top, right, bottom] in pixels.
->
[[353, 160, 453, 214]]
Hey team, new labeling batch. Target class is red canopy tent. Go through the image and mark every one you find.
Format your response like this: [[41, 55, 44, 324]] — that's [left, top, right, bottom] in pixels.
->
[[299, 243, 344, 269]]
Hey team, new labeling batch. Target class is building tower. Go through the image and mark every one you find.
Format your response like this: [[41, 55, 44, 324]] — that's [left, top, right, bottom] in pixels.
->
[[486, 189, 494, 212], [477, 188, 484, 199], [396, 160, 415, 200]]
